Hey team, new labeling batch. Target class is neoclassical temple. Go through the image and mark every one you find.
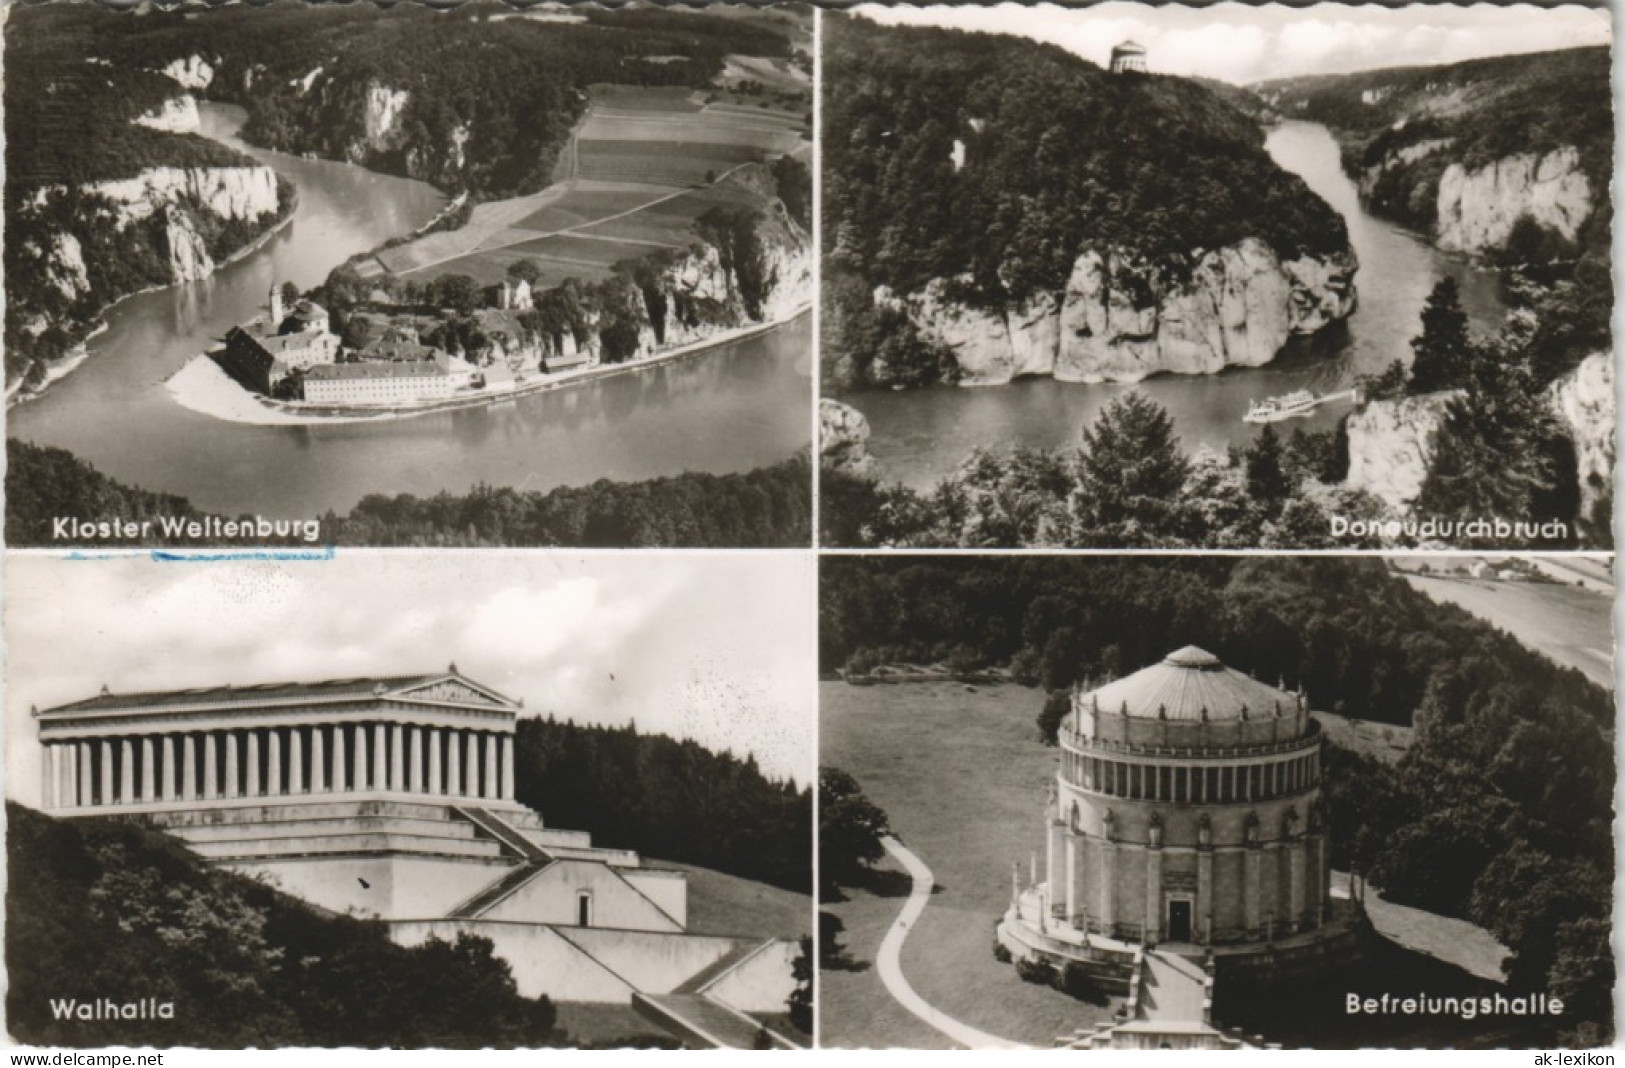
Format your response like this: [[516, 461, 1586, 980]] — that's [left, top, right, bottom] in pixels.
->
[[36, 669, 800, 1048], [999, 647, 1364, 1048]]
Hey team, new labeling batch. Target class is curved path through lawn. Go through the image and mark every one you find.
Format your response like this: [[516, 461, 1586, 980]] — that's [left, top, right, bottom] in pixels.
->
[[878, 836, 1030, 1051]]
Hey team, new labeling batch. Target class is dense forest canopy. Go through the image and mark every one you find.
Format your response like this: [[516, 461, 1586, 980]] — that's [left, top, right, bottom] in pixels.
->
[[516, 717, 811, 895], [5, 440, 812, 549], [7, 803, 563, 1048], [820, 555, 1614, 1042], [823, 14, 1349, 307]]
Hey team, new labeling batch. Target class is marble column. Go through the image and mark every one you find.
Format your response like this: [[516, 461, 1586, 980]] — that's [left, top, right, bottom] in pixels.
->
[[184, 735, 197, 800], [501, 735, 515, 801], [140, 737, 155, 802], [313, 726, 328, 793], [290, 729, 304, 794], [79, 742, 93, 808], [409, 728, 423, 794], [374, 724, 388, 792], [484, 733, 499, 801], [162, 736, 177, 801], [1065, 834, 1078, 922], [268, 729, 282, 796], [42, 745, 58, 810], [465, 732, 480, 799], [332, 725, 346, 793], [353, 725, 368, 792], [247, 731, 261, 797], [428, 728, 442, 795], [447, 732, 462, 796], [204, 733, 218, 800], [115, 739, 132, 804], [225, 733, 240, 799], [100, 740, 115, 806], [390, 724, 404, 792]]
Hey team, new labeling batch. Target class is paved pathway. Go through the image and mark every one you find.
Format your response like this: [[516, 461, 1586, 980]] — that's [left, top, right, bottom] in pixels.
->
[[876, 836, 1028, 1051]]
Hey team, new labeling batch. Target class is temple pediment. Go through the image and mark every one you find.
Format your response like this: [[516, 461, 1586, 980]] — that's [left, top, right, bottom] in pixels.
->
[[392, 676, 516, 710]]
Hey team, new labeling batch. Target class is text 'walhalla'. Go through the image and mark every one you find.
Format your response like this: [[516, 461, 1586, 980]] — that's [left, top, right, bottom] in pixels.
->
[[50, 998, 176, 1021]]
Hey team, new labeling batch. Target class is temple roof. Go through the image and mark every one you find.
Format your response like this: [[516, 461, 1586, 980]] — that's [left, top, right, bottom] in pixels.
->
[[1113, 40, 1147, 54], [38, 671, 518, 719], [1081, 647, 1300, 723]]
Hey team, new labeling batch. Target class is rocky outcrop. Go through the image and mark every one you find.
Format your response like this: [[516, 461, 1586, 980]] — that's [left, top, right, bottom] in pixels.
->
[[891, 237, 1357, 386], [162, 209, 216, 283], [82, 166, 281, 226], [133, 95, 201, 134], [820, 399, 880, 481], [1344, 391, 1460, 510], [1435, 146, 1591, 254], [360, 83, 411, 155], [45, 234, 89, 301], [161, 54, 215, 91], [1547, 351, 1615, 519], [1356, 138, 1452, 199]]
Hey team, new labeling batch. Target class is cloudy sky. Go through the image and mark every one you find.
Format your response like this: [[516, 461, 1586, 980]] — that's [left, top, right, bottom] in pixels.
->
[[5, 552, 815, 806], [854, 3, 1611, 84]]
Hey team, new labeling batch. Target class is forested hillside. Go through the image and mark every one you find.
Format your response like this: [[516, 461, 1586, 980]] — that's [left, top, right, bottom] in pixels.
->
[[823, 14, 1349, 388], [820, 556, 1613, 1042], [515, 718, 811, 895], [7, 803, 564, 1047], [6, 441, 812, 549]]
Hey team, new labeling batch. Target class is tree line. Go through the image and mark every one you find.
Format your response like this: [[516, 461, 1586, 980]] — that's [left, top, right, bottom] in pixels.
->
[[7, 803, 564, 1048], [515, 718, 811, 895], [6, 441, 812, 549]]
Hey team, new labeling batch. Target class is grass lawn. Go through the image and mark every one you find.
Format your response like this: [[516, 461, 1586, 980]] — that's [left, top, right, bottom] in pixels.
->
[[1400, 574, 1613, 688], [1313, 712, 1413, 764], [659, 860, 812, 940], [820, 681, 1124, 1048]]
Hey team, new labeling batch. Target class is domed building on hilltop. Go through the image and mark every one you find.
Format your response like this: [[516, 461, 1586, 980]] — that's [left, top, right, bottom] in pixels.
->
[[999, 647, 1366, 1045], [1110, 40, 1148, 75]]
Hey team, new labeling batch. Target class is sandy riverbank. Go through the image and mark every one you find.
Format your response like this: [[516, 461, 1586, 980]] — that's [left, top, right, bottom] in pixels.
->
[[166, 306, 810, 427]]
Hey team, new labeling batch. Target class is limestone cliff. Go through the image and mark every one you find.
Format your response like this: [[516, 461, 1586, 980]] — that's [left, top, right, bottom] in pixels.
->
[[1547, 351, 1615, 519], [133, 95, 202, 135], [1435, 147, 1591, 254], [80, 165, 281, 229], [888, 237, 1357, 386], [819, 399, 880, 481], [1343, 392, 1459, 511]]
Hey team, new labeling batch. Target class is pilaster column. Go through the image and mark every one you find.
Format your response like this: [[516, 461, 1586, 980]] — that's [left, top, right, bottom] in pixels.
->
[[353, 725, 368, 792], [1064, 834, 1078, 923], [204, 733, 218, 800], [465, 732, 480, 799], [447, 732, 462, 796], [1100, 841, 1117, 934], [484, 733, 499, 800], [184, 735, 198, 800], [290, 729, 304, 794], [429, 729, 443, 795], [409, 728, 423, 794], [268, 729, 282, 796], [1145, 846, 1163, 943], [118, 739, 134, 804], [1197, 848, 1214, 945], [247, 731, 261, 797], [225, 733, 239, 799], [502, 735, 515, 801], [162, 736, 177, 801], [141, 737, 156, 802], [1289, 839, 1306, 932], [374, 723, 388, 792], [390, 724, 404, 792], [1244, 845, 1262, 937]]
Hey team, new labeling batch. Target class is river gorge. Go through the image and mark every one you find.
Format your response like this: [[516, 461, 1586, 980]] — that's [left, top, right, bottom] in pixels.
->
[[7, 104, 812, 519], [838, 120, 1508, 490]]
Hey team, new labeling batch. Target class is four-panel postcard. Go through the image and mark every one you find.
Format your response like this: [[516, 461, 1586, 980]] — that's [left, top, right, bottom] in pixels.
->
[[2, 0, 1616, 1057]]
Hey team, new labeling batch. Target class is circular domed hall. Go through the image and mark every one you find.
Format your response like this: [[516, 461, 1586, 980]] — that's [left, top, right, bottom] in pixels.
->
[[998, 646, 1366, 1000]]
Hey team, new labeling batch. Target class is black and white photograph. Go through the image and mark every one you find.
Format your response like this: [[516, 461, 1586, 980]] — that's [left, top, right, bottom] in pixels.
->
[[5, 2, 814, 549], [818, 554, 1614, 1049], [818, 3, 1614, 551], [4, 552, 814, 1049]]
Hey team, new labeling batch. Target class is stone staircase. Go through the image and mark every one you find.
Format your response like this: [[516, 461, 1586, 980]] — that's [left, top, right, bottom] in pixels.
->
[[632, 992, 796, 1050], [454, 805, 552, 861], [444, 806, 557, 918], [1056, 948, 1249, 1050]]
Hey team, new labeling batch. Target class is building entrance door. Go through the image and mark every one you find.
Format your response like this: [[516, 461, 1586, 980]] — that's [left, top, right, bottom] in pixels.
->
[[1167, 899, 1192, 942]]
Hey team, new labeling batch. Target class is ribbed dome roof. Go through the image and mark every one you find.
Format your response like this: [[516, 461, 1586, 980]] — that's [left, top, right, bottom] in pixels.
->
[[1113, 40, 1147, 54], [1081, 647, 1299, 723]]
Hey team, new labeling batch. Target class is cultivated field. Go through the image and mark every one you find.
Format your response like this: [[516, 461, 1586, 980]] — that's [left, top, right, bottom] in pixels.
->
[[374, 71, 808, 293]]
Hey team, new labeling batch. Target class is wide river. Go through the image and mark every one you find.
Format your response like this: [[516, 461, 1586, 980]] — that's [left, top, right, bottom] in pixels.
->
[[842, 120, 1506, 490], [9, 104, 812, 518]]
